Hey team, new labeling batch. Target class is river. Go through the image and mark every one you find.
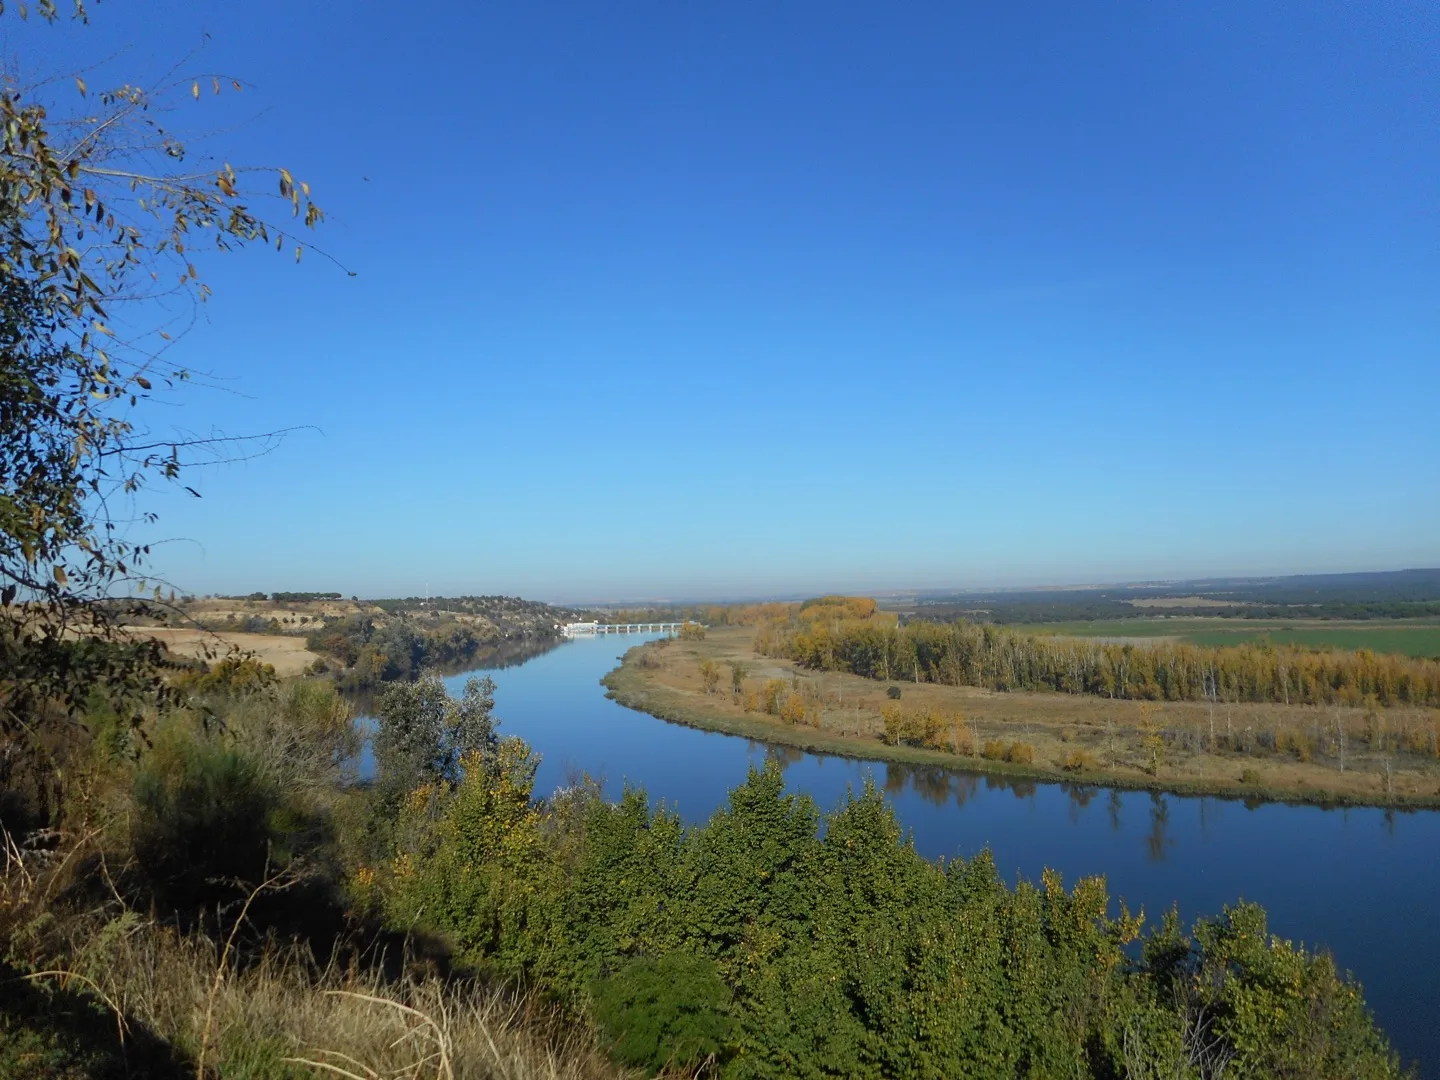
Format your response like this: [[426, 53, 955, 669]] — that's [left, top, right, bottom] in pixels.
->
[[366, 631, 1439, 1075]]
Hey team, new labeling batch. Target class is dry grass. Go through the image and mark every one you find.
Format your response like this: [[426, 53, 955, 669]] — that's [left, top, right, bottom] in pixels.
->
[[6, 914, 627, 1080], [125, 937, 621, 1080], [1, 836, 627, 1080], [133, 628, 325, 677], [608, 626, 1440, 807]]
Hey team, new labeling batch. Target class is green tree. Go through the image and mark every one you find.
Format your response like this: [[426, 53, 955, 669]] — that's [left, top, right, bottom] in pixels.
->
[[728, 660, 748, 697], [592, 954, 734, 1073], [699, 658, 721, 695], [365, 748, 1406, 1079], [1138, 703, 1165, 775], [372, 674, 498, 802]]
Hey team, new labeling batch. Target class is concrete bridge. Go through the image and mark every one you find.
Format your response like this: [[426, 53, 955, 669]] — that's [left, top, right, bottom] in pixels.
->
[[560, 621, 693, 637]]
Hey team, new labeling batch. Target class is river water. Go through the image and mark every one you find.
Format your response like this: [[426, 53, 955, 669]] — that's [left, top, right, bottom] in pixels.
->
[[365, 631, 1437, 1075]]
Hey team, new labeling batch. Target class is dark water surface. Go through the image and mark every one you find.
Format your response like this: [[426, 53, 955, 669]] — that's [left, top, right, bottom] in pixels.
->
[[370, 632, 1438, 1075]]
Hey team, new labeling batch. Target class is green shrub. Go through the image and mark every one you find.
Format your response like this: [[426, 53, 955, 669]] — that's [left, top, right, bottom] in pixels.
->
[[885, 685, 902, 699], [592, 954, 734, 1072], [0, 1014, 75, 1080], [364, 758, 1405, 1079], [1240, 768, 1262, 785], [172, 655, 277, 697], [130, 725, 320, 908]]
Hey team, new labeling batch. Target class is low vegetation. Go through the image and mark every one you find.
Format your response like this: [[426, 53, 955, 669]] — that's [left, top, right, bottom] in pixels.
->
[[1, 669, 627, 1079]]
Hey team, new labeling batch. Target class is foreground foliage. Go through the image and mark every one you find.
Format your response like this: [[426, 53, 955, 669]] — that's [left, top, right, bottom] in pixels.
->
[[0, 0, 328, 823], [1, 676, 625, 1080], [371, 745, 1405, 1078]]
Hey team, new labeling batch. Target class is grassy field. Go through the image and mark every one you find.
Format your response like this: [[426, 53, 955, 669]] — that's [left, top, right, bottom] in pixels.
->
[[1010, 618, 1440, 658], [604, 626, 1440, 808], [134, 627, 324, 676]]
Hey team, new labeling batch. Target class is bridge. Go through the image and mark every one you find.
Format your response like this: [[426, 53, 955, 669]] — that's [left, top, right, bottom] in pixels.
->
[[560, 621, 693, 637]]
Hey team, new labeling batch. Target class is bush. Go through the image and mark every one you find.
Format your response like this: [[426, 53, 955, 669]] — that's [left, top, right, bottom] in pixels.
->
[[981, 740, 1033, 765], [885, 685, 902, 699], [1241, 768, 1262, 785], [779, 693, 809, 725], [947, 720, 975, 756], [172, 655, 278, 697], [131, 732, 286, 907], [592, 954, 734, 1072], [362, 759, 1406, 1079], [1063, 749, 1098, 772], [881, 705, 905, 746]]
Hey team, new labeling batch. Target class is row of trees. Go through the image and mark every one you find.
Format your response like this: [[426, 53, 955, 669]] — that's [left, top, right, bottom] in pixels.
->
[[759, 612, 1440, 708], [603, 598, 850, 629], [353, 693, 1405, 1078]]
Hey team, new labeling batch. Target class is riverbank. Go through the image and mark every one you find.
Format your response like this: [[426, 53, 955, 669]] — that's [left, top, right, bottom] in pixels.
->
[[602, 626, 1440, 809]]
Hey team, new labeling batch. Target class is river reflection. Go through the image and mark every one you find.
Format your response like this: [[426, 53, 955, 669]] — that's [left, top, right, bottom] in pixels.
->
[[744, 746, 1249, 871], [349, 631, 1439, 1076], [344, 634, 565, 716]]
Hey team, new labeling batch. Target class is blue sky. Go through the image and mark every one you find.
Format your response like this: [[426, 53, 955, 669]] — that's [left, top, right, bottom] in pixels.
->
[[18, 2, 1438, 602]]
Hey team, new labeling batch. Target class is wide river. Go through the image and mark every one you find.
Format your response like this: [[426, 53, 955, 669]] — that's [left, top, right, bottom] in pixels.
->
[[367, 632, 1438, 1075]]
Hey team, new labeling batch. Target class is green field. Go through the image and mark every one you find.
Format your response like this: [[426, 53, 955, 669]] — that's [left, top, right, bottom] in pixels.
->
[[1011, 619, 1440, 658]]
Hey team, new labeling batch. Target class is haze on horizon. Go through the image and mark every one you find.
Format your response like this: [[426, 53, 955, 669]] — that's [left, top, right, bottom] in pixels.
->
[[22, 2, 1436, 600]]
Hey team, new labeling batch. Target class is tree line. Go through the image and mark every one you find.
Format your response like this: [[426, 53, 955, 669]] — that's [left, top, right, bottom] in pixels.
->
[[757, 608, 1440, 708], [306, 615, 488, 689]]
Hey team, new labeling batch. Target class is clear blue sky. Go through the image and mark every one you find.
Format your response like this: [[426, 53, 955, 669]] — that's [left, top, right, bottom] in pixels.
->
[[19, 2, 1438, 602]]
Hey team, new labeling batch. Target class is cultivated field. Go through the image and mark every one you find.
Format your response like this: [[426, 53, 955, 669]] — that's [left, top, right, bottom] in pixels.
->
[[1012, 618, 1440, 658]]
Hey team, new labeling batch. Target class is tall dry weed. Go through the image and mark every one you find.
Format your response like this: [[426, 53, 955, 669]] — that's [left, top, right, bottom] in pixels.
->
[[1, 830, 628, 1080]]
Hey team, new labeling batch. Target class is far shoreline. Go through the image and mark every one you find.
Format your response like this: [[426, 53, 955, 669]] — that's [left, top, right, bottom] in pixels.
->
[[601, 630, 1440, 812]]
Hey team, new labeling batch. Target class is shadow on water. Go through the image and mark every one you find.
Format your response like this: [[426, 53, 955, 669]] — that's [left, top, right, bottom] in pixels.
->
[[343, 635, 567, 718], [745, 744, 1041, 811], [1146, 793, 1175, 864]]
